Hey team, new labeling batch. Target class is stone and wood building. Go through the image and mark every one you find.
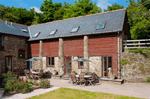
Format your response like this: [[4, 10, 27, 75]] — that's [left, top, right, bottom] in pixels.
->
[[0, 9, 130, 78], [0, 20, 29, 74]]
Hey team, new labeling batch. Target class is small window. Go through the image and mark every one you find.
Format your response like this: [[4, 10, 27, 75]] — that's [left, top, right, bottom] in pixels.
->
[[0, 35, 4, 47], [108, 56, 112, 68], [33, 32, 40, 38], [70, 26, 80, 33], [49, 30, 57, 35], [18, 50, 25, 58], [96, 23, 105, 30], [21, 28, 28, 33], [78, 56, 84, 69], [47, 57, 55, 67]]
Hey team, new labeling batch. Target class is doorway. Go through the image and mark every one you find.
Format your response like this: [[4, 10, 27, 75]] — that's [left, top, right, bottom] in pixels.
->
[[64, 56, 72, 75], [5, 56, 12, 73], [102, 56, 113, 77]]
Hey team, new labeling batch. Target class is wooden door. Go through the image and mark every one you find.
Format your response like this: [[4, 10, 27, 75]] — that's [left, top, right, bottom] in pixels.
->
[[64, 56, 72, 75]]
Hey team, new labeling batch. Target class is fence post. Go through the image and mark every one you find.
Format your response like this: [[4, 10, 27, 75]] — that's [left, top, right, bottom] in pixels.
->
[[125, 41, 127, 49], [138, 41, 140, 48]]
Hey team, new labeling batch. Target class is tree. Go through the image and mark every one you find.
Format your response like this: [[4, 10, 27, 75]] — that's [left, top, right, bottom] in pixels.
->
[[63, 0, 101, 19], [127, 2, 150, 39], [40, 0, 62, 22], [104, 3, 124, 12], [0, 6, 35, 25], [54, 2, 71, 20]]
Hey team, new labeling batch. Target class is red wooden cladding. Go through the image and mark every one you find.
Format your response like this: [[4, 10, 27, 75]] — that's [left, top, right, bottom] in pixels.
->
[[63, 37, 84, 56], [43, 41, 59, 57], [30, 43, 39, 57], [89, 33, 118, 75], [30, 33, 118, 76]]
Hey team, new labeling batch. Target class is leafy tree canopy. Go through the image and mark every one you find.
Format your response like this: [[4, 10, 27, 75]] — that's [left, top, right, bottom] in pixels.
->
[[104, 3, 124, 12]]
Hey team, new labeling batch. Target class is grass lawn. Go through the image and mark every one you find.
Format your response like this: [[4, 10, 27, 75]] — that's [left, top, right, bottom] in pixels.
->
[[28, 88, 143, 99]]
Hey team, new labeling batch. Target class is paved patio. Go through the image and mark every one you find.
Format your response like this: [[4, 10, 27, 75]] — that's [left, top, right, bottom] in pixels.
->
[[2, 78, 150, 99], [50, 79, 150, 99]]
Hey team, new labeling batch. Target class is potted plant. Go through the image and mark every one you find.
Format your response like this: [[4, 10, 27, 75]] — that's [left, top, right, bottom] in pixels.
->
[[71, 71, 77, 75], [110, 73, 116, 80]]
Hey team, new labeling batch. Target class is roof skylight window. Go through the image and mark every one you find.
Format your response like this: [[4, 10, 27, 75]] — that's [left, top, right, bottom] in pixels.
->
[[21, 28, 28, 33], [96, 23, 106, 30], [49, 29, 57, 35], [33, 32, 40, 38], [70, 26, 80, 33]]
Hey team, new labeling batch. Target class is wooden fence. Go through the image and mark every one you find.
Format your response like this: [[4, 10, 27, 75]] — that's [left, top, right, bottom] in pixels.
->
[[123, 39, 150, 49]]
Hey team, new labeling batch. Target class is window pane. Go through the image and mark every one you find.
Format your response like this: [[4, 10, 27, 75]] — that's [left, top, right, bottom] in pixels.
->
[[52, 57, 54, 65], [80, 62, 83, 66], [103, 56, 107, 76], [48, 57, 51, 65], [108, 56, 112, 68], [18, 50, 25, 58], [0, 35, 3, 46]]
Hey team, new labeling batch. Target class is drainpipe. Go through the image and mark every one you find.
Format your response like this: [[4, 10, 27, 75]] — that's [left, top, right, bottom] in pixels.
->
[[117, 31, 121, 79], [39, 40, 43, 69]]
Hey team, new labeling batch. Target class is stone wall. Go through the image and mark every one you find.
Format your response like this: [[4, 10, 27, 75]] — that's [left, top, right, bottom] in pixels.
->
[[89, 56, 102, 77], [32, 56, 59, 75], [121, 51, 150, 82], [0, 34, 28, 74], [71, 56, 102, 77]]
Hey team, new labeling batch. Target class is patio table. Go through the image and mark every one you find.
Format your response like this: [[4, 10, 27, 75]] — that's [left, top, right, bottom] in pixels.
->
[[76, 75, 92, 78], [32, 71, 40, 75], [76, 75, 92, 85]]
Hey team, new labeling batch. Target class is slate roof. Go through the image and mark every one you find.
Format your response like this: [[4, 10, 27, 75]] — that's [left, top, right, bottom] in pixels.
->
[[0, 20, 29, 37], [28, 9, 126, 41]]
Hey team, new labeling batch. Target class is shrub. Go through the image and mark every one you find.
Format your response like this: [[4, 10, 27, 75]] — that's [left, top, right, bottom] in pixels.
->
[[128, 48, 150, 58], [147, 76, 150, 82], [22, 84, 30, 94], [3, 71, 16, 79], [121, 59, 128, 65], [33, 81, 39, 86], [40, 79, 50, 88], [4, 79, 17, 92]]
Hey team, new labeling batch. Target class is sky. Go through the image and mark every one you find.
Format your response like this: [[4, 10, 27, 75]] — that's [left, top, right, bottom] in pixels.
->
[[0, 0, 130, 13]]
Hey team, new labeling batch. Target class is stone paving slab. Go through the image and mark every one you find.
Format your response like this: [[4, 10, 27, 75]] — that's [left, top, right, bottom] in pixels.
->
[[50, 79, 150, 99], [2, 87, 60, 99]]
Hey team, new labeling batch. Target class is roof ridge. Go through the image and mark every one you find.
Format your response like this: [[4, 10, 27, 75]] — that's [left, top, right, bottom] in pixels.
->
[[0, 20, 28, 27], [29, 8, 126, 27]]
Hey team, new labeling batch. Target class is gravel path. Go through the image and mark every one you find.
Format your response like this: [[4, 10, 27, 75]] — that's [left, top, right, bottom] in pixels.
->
[[2, 87, 60, 99]]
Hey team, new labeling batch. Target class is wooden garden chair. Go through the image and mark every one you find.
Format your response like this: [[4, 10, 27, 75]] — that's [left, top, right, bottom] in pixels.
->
[[37, 69, 44, 79], [29, 71, 36, 79], [79, 74, 86, 86], [87, 73, 96, 86], [24, 70, 30, 79], [70, 74, 78, 85]]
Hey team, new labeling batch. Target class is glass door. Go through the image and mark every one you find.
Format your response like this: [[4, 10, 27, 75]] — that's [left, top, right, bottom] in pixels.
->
[[5, 56, 12, 73], [103, 56, 107, 77], [102, 56, 113, 77], [65, 56, 71, 74]]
